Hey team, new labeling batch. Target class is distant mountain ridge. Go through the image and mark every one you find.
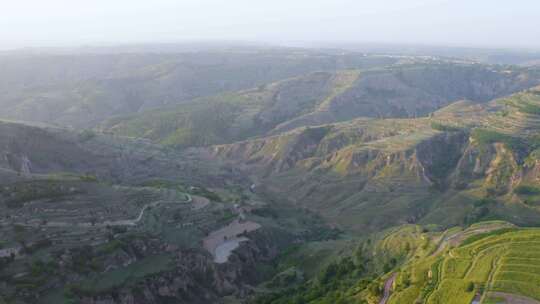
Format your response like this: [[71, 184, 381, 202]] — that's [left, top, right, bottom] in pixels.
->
[[102, 62, 540, 148], [0, 50, 398, 127]]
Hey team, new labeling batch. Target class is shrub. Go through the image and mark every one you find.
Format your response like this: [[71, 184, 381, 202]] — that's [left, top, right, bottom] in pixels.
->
[[514, 185, 540, 195], [466, 282, 475, 292], [517, 102, 540, 115], [80, 174, 98, 182], [431, 122, 464, 132], [471, 129, 540, 163], [473, 198, 496, 207], [78, 129, 97, 142], [471, 129, 527, 153]]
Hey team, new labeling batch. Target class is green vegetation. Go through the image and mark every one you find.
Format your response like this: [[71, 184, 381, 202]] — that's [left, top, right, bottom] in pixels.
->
[[0, 51, 399, 128], [210, 86, 540, 234], [0, 180, 82, 208], [78, 129, 97, 142], [255, 255, 371, 304], [389, 226, 540, 304], [459, 227, 517, 247], [102, 71, 345, 148], [255, 225, 436, 304], [514, 184, 540, 195], [254, 223, 525, 304], [102, 63, 536, 149], [188, 186, 222, 202], [516, 102, 540, 115], [430, 122, 465, 132], [2, 53, 540, 304], [471, 129, 527, 153], [67, 254, 172, 297]]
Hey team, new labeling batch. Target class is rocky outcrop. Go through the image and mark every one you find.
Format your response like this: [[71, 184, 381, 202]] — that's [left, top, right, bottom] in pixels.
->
[[415, 131, 469, 186], [73, 229, 285, 304]]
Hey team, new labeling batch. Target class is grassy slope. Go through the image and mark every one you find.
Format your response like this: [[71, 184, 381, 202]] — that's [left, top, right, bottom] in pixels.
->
[[0, 119, 228, 186], [0, 51, 398, 128], [102, 63, 539, 148], [212, 87, 540, 234], [254, 224, 437, 304], [254, 221, 528, 304], [101, 71, 359, 148], [387, 224, 540, 304]]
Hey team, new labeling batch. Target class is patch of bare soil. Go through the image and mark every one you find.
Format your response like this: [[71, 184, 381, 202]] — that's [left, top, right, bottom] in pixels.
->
[[192, 195, 210, 210], [203, 220, 261, 262]]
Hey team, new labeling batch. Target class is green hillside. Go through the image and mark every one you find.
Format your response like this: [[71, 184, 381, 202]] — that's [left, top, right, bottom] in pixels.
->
[[101, 70, 361, 147], [102, 63, 539, 148], [0, 51, 397, 128], [2, 49, 540, 304], [212, 87, 540, 233], [253, 221, 529, 304], [388, 225, 540, 304]]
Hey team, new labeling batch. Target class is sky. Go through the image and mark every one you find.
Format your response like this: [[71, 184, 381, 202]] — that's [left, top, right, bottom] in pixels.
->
[[1, 0, 539, 50]]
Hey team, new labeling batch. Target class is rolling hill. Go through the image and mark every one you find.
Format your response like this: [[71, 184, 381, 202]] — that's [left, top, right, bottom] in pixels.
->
[[254, 221, 535, 304], [0, 50, 398, 128], [388, 224, 540, 304], [101, 62, 540, 148], [0, 119, 236, 188], [210, 87, 540, 233], [2, 48, 540, 304]]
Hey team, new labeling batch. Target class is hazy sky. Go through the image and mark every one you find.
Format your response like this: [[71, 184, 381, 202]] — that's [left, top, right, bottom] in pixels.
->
[[1, 0, 539, 49]]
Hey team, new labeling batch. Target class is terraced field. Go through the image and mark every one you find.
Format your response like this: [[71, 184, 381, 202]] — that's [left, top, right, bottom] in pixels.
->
[[389, 226, 540, 304], [433, 86, 540, 138]]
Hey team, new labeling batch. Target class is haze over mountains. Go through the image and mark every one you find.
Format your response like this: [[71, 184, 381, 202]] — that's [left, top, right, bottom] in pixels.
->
[[2, 42, 540, 304], [3, 0, 540, 49]]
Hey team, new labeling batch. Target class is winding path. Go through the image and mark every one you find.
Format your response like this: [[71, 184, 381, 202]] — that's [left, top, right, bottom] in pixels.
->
[[14, 193, 193, 228], [2, 193, 194, 257], [379, 273, 396, 304], [90, 193, 193, 226]]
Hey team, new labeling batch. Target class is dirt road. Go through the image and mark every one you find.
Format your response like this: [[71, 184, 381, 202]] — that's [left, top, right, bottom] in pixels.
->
[[379, 273, 396, 304]]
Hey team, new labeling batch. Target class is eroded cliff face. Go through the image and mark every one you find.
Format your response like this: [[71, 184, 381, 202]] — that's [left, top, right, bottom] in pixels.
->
[[524, 155, 540, 183], [452, 141, 528, 195], [71, 230, 284, 304], [209, 119, 538, 232], [210, 125, 469, 230], [212, 125, 470, 188], [415, 131, 470, 186], [211, 126, 332, 175], [309, 65, 539, 122]]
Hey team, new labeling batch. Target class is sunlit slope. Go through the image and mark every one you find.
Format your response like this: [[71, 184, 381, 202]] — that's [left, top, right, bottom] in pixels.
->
[[389, 227, 540, 304], [102, 63, 539, 148], [212, 87, 540, 233], [255, 221, 517, 304], [0, 51, 396, 128], [101, 70, 361, 148]]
